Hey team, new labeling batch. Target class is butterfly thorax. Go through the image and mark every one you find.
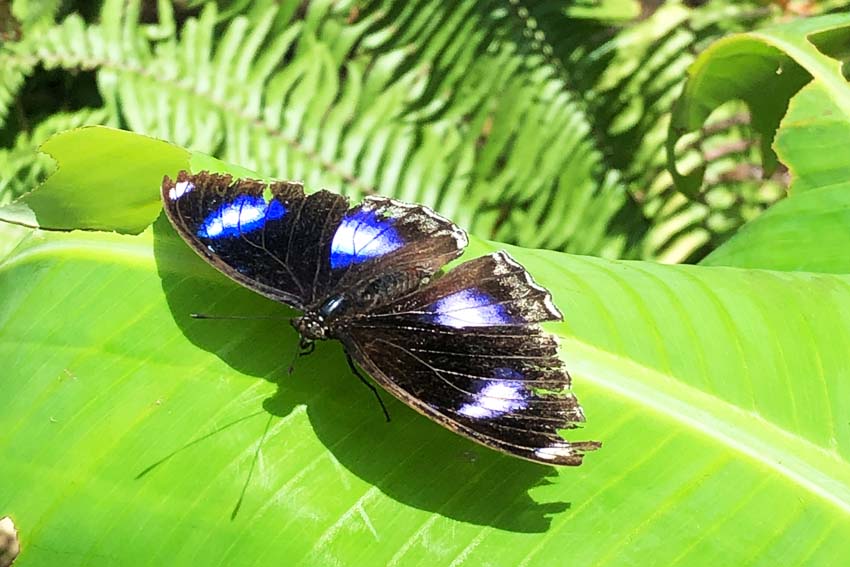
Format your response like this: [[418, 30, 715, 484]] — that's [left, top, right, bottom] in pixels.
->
[[292, 268, 430, 342]]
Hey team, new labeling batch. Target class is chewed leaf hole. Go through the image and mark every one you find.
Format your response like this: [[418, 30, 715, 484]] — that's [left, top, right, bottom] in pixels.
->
[[808, 25, 850, 79]]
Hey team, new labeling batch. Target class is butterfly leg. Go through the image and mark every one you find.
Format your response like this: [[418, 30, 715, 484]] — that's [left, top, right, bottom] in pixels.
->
[[300, 339, 316, 356], [288, 337, 316, 374], [345, 352, 391, 423]]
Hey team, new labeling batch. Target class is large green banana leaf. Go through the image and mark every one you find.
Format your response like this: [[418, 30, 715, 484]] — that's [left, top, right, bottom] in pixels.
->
[[3, 14, 850, 567]]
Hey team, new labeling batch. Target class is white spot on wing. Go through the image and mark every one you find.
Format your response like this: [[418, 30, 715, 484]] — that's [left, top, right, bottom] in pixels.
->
[[429, 289, 511, 328], [168, 180, 194, 200], [330, 208, 403, 269], [200, 198, 267, 238], [200, 202, 266, 238], [458, 381, 527, 419], [533, 445, 574, 461]]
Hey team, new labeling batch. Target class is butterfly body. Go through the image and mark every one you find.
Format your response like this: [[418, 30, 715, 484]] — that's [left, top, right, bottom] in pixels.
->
[[294, 266, 430, 343], [162, 171, 599, 466]]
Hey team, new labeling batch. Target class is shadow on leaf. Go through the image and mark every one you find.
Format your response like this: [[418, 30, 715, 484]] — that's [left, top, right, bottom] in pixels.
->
[[152, 214, 573, 533]]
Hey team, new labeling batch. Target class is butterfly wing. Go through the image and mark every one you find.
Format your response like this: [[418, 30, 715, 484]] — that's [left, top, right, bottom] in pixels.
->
[[325, 195, 468, 292], [162, 172, 468, 308], [162, 171, 350, 308], [339, 251, 599, 465]]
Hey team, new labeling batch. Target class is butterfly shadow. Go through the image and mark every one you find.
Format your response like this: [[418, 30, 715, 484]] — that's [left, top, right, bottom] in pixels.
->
[[153, 215, 572, 533]]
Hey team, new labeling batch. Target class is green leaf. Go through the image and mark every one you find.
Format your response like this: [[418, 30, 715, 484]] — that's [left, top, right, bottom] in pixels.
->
[[698, 19, 850, 273], [564, 1, 789, 263], [701, 180, 850, 273], [666, 12, 850, 198], [2, 132, 850, 565], [0, 126, 189, 233], [0, 126, 312, 236], [0, 109, 111, 205]]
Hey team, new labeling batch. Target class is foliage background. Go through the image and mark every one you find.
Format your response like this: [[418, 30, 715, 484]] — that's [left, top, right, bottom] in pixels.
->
[[4, 0, 849, 263], [3, 0, 850, 565]]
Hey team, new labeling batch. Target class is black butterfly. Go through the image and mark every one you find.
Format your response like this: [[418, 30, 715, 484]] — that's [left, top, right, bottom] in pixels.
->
[[161, 171, 599, 465]]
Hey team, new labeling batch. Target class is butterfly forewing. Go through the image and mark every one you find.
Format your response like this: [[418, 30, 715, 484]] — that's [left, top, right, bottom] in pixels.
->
[[326, 196, 468, 294], [162, 171, 348, 308], [163, 173, 468, 309]]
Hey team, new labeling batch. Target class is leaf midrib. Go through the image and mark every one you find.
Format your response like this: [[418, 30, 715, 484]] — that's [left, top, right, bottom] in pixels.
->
[[566, 338, 850, 515]]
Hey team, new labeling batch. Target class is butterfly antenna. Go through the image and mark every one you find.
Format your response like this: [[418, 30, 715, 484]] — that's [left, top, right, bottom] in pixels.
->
[[191, 313, 292, 320], [287, 340, 301, 375], [345, 352, 391, 422], [288, 338, 316, 374]]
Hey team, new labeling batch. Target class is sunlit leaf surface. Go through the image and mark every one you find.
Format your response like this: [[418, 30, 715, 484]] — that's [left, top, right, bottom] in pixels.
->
[[2, 128, 849, 565]]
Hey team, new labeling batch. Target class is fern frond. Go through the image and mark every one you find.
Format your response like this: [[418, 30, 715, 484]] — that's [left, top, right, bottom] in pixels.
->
[[0, 55, 28, 128], [528, 1, 768, 261], [9, 0, 828, 261], [9, 0, 64, 34], [21, 0, 629, 257], [357, 0, 635, 256]]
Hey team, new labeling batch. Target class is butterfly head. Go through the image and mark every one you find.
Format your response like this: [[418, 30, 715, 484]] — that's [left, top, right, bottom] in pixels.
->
[[292, 294, 349, 342]]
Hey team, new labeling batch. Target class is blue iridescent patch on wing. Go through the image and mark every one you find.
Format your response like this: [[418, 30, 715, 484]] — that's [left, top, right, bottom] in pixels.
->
[[197, 195, 286, 239], [458, 368, 528, 419], [422, 289, 513, 328], [330, 208, 403, 269]]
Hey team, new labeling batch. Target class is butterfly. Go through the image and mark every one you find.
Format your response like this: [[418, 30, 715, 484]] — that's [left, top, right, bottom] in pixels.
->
[[161, 171, 599, 465]]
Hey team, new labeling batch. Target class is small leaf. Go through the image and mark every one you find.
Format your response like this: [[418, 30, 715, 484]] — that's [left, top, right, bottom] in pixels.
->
[[0, 126, 189, 234]]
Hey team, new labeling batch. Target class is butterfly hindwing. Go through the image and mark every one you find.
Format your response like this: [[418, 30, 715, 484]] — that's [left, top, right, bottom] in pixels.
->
[[162, 171, 349, 308], [340, 252, 599, 465], [382, 251, 563, 327]]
